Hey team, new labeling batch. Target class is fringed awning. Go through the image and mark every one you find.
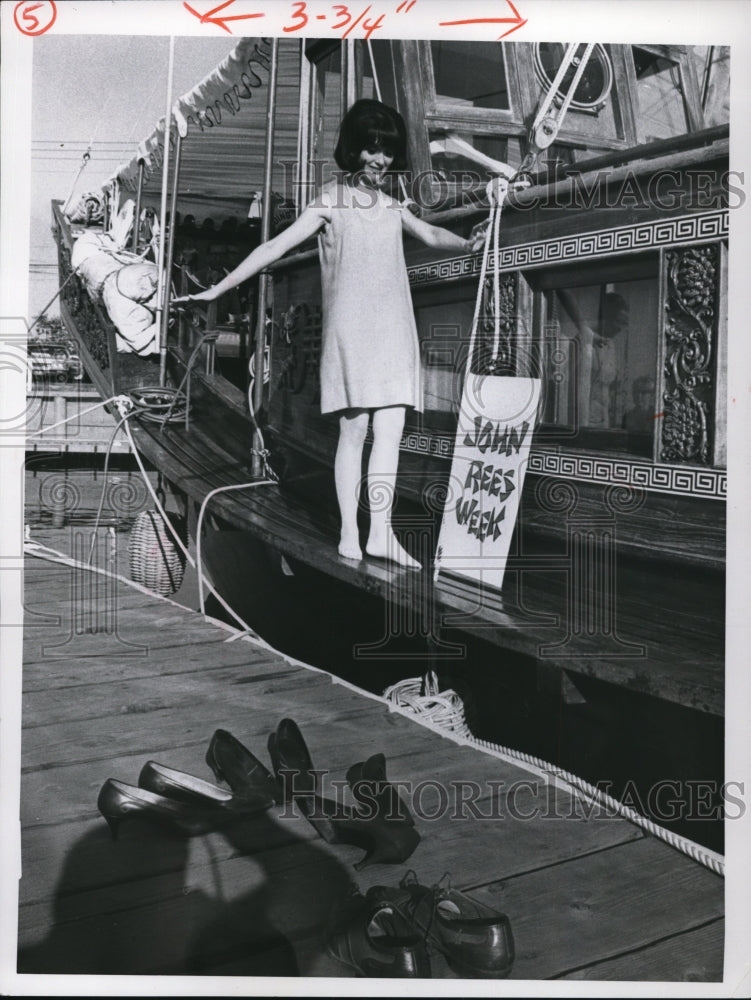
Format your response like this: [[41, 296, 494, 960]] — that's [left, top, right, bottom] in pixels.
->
[[104, 38, 301, 223]]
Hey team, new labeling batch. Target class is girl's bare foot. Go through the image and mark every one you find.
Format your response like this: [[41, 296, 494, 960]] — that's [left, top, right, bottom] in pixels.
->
[[338, 533, 363, 561], [366, 530, 421, 570]]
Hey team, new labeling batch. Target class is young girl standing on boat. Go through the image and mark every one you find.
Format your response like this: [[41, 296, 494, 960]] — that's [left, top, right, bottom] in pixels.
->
[[175, 100, 485, 569]]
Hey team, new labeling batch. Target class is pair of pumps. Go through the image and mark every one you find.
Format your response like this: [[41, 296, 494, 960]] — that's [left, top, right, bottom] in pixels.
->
[[97, 719, 420, 870]]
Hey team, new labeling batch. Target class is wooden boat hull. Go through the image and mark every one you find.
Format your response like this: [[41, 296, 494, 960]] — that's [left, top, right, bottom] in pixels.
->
[[50, 125, 729, 723]]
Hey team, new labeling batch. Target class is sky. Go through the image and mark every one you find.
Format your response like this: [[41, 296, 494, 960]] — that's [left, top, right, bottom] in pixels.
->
[[30, 35, 239, 317]]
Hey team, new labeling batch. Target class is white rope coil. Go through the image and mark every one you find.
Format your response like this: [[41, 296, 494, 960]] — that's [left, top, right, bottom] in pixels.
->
[[384, 675, 470, 737], [385, 675, 725, 877]]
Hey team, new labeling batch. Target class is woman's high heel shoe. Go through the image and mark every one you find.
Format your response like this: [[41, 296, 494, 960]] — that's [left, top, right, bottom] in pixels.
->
[[205, 728, 281, 805], [267, 718, 318, 802], [346, 752, 416, 827], [267, 722, 354, 842], [328, 810, 421, 871], [138, 760, 273, 816], [96, 778, 233, 840], [344, 751, 420, 870], [268, 718, 420, 869]]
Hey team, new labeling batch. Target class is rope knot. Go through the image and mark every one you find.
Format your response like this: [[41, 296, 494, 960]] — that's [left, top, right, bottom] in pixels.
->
[[486, 176, 509, 208]]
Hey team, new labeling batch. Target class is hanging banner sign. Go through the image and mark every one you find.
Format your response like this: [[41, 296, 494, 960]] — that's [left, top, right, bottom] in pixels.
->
[[434, 374, 541, 592]]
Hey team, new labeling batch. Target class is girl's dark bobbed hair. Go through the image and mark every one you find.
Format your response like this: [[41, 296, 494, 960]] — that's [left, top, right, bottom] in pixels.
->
[[334, 99, 408, 173]]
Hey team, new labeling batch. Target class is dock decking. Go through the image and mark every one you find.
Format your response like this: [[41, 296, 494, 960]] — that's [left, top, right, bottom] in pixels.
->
[[16, 530, 724, 982]]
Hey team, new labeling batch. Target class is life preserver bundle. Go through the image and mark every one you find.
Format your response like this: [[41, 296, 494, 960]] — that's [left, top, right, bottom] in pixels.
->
[[71, 232, 159, 356]]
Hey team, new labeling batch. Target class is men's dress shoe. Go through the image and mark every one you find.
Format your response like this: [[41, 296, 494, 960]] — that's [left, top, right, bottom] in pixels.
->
[[206, 728, 281, 805], [97, 778, 234, 840], [381, 875, 515, 979], [327, 885, 431, 978], [138, 760, 273, 816]]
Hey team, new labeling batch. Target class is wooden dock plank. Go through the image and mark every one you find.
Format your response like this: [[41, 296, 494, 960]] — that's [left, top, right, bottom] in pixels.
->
[[18, 829, 721, 980], [21, 666, 331, 730], [16, 820, 639, 979], [21, 636, 283, 687], [18, 833, 352, 977], [467, 837, 724, 980], [22, 718, 641, 857], [16, 549, 725, 982], [19, 685, 356, 771], [19, 742, 642, 871], [557, 918, 724, 982]]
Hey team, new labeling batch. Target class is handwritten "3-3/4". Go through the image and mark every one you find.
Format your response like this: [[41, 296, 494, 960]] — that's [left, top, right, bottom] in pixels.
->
[[283, 2, 393, 40]]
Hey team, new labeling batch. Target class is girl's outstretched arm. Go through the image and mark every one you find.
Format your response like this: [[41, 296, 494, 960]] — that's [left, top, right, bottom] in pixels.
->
[[173, 203, 329, 303], [399, 208, 487, 254]]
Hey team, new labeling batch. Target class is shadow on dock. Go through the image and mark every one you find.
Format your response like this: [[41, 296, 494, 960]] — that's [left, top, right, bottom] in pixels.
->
[[18, 809, 355, 977]]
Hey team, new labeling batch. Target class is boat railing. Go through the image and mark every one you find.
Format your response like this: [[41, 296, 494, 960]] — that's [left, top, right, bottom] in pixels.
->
[[270, 123, 729, 276], [52, 200, 123, 391]]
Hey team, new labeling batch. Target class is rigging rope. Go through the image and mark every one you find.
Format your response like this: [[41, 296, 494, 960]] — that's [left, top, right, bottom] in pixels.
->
[[514, 42, 596, 183], [463, 176, 510, 380], [195, 480, 276, 621], [61, 143, 93, 218], [28, 389, 272, 635], [366, 39, 413, 208]]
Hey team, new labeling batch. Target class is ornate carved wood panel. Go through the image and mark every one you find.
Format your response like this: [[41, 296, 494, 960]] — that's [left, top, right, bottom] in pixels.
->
[[470, 272, 518, 375], [57, 239, 113, 376], [660, 244, 721, 465]]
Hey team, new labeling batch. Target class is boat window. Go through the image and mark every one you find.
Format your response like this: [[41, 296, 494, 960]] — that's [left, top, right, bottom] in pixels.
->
[[407, 281, 477, 432], [310, 46, 343, 189], [631, 47, 689, 140], [534, 43, 613, 112], [540, 273, 659, 456], [430, 41, 511, 112], [412, 283, 475, 430], [530, 42, 622, 147]]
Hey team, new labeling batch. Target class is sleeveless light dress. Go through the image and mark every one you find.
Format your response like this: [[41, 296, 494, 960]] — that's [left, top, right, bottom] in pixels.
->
[[317, 182, 423, 415]]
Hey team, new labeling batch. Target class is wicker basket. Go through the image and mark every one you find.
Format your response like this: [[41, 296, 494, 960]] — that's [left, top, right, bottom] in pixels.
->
[[384, 671, 471, 738], [128, 509, 187, 597]]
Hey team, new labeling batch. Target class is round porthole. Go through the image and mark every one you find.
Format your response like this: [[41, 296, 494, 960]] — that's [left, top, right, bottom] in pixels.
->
[[533, 43, 614, 112]]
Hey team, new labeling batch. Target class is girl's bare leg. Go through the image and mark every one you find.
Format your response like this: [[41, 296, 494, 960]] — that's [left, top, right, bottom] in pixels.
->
[[365, 405, 421, 569], [335, 408, 369, 559]]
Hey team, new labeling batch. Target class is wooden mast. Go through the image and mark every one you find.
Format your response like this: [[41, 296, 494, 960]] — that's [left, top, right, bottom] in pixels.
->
[[156, 36, 175, 387]]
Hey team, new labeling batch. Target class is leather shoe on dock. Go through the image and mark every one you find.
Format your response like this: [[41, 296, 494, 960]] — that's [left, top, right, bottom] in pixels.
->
[[205, 728, 281, 805], [326, 884, 431, 978], [97, 778, 238, 840], [268, 718, 356, 837], [138, 759, 274, 816], [268, 719, 420, 869], [346, 752, 415, 826], [380, 873, 515, 979], [267, 717, 319, 802]]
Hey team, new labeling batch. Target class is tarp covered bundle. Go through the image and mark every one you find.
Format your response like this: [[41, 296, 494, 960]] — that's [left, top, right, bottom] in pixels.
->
[[104, 38, 302, 223]]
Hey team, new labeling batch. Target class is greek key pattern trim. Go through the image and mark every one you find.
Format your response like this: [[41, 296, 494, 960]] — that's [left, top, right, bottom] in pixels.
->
[[400, 434, 726, 499], [407, 211, 728, 285], [526, 449, 726, 499], [402, 432, 453, 460]]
